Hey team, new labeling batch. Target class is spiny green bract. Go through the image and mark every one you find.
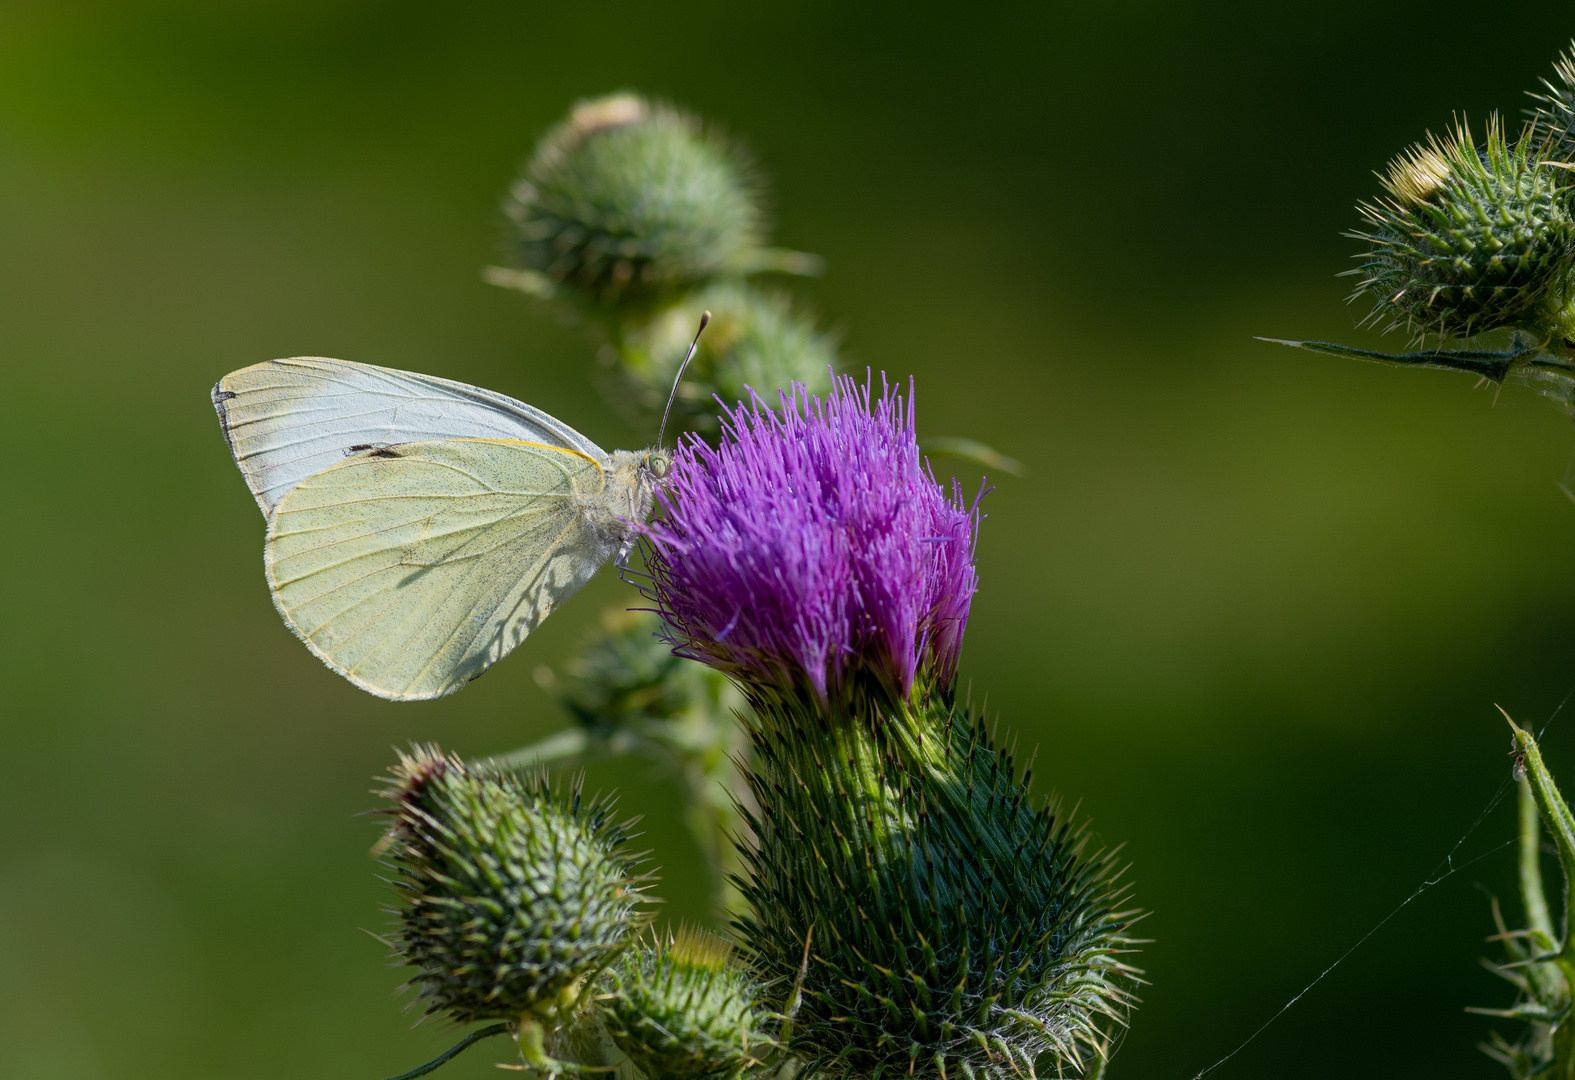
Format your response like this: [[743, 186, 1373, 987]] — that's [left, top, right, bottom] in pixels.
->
[[502, 93, 764, 310], [1529, 41, 1575, 165], [1348, 116, 1575, 344], [1477, 896, 1564, 1079], [378, 745, 649, 1023], [734, 687, 1141, 1080], [614, 281, 837, 435], [601, 926, 773, 1079]]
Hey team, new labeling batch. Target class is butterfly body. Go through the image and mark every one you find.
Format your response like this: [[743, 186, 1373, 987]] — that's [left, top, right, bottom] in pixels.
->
[[214, 357, 668, 701]]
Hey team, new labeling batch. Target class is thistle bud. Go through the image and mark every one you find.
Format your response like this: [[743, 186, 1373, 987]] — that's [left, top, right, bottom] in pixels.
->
[[737, 700, 1139, 1079], [545, 608, 742, 745], [501, 93, 764, 310], [601, 927, 772, 1079], [378, 745, 649, 1023], [1349, 117, 1575, 344], [614, 282, 838, 435]]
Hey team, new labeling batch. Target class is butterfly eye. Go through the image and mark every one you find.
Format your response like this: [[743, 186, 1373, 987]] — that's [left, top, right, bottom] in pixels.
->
[[647, 454, 671, 479]]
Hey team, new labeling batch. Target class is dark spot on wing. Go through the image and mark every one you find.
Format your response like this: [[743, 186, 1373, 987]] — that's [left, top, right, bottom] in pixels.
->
[[344, 444, 375, 455], [214, 389, 237, 401], [369, 447, 403, 459]]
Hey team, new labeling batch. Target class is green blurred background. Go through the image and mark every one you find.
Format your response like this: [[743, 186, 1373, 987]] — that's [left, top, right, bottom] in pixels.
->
[[8, 1, 1575, 1077]]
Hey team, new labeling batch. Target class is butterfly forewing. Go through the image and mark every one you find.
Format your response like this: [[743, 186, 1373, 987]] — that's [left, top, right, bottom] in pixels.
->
[[214, 357, 607, 515], [265, 439, 613, 700]]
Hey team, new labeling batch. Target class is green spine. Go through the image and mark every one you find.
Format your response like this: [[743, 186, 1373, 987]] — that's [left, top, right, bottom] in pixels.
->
[[378, 745, 649, 1023], [733, 685, 1140, 1079], [1348, 117, 1575, 344], [1529, 41, 1575, 165]]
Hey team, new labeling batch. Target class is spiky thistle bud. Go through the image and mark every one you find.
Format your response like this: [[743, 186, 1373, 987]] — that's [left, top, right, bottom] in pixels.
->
[[1348, 114, 1575, 344], [1348, 116, 1575, 344], [601, 926, 773, 1079], [499, 93, 765, 310], [378, 745, 650, 1023], [612, 282, 838, 436], [1529, 41, 1575, 164]]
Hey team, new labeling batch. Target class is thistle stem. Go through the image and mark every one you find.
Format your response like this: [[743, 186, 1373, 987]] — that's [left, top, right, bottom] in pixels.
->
[[1505, 717, 1575, 955], [1503, 712, 1575, 1077], [1522, 778, 1557, 945], [381, 1023, 513, 1080]]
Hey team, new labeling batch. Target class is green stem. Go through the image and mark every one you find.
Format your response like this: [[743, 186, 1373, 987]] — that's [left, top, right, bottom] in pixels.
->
[[1504, 712, 1575, 1078], [381, 1023, 513, 1080], [1506, 716, 1575, 954], [1522, 778, 1557, 945], [489, 728, 591, 771]]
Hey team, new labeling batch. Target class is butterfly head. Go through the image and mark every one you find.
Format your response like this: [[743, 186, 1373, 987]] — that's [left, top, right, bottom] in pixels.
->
[[641, 448, 673, 482]]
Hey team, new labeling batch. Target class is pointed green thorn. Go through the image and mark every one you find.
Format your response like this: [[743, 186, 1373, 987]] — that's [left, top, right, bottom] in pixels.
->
[[1255, 336, 1534, 381]]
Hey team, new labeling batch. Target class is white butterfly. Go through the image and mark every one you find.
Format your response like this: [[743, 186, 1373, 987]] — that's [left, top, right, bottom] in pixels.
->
[[213, 356, 674, 701]]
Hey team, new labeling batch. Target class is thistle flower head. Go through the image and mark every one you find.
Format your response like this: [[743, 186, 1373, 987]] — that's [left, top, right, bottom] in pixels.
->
[[501, 92, 764, 310], [378, 745, 649, 1023], [601, 926, 772, 1079], [1348, 116, 1575, 344], [645, 375, 980, 704]]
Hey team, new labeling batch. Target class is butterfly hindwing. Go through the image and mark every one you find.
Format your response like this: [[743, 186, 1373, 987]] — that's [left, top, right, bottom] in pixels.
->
[[264, 438, 614, 700]]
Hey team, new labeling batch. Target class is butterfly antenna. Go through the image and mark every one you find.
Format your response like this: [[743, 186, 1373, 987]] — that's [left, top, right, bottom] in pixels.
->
[[658, 310, 711, 448]]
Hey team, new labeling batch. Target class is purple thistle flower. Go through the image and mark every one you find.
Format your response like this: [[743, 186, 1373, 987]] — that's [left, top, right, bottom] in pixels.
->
[[643, 374, 981, 703]]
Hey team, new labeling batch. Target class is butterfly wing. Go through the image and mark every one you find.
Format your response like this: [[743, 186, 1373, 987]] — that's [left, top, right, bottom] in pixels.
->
[[264, 438, 618, 700], [213, 357, 608, 515]]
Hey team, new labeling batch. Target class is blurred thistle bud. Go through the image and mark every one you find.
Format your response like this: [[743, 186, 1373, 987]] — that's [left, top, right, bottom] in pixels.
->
[[377, 745, 650, 1024], [1348, 116, 1575, 345], [738, 701, 1140, 1079], [1529, 41, 1575, 164], [601, 926, 773, 1079], [542, 608, 743, 751], [496, 93, 767, 311], [644, 375, 981, 707], [504, 608, 754, 916], [611, 281, 838, 436]]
